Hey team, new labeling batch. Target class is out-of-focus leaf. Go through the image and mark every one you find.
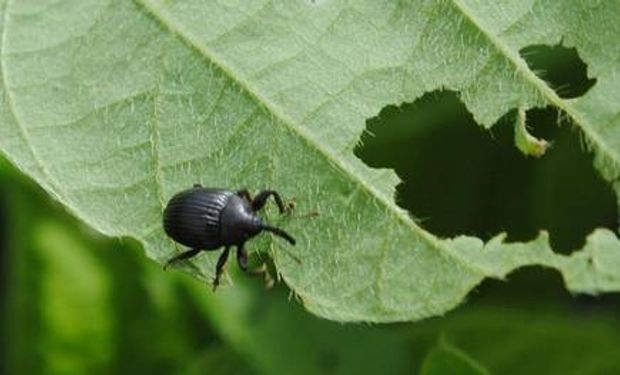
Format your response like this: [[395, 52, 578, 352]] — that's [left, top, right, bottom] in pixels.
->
[[34, 221, 114, 374]]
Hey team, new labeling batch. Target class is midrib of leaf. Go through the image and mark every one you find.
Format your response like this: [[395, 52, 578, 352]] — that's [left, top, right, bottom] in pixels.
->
[[451, 0, 620, 170], [132, 0, 481, 273], [149, 57, 168, 217]]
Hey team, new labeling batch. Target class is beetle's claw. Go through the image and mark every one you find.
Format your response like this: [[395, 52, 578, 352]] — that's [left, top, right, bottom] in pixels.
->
[[285, 198, 296, 214]]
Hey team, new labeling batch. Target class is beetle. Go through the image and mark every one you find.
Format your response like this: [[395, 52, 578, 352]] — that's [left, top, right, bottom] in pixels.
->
[[162, 184, 296, 290]]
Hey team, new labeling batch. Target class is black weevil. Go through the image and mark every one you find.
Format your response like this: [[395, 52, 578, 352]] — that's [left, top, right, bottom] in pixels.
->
[[162, 184, 296, 290]]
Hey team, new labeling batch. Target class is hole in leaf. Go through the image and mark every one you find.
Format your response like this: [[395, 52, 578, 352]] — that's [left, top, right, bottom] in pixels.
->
[[355, 90, 617, 253], [520, 44, 596, 98]]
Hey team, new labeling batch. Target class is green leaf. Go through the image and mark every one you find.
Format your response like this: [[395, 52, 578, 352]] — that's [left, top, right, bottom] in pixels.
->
[[0, 0, 619, 322]]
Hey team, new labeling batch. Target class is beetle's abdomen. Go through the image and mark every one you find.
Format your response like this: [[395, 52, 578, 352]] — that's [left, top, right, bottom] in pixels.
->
[[163, 188, 234, 250]]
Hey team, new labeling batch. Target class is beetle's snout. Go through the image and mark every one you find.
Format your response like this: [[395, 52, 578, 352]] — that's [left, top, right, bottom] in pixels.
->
[[261, 224, 296, 245]]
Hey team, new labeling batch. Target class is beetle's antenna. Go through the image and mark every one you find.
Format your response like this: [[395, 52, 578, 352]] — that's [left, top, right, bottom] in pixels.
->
[[261, 224, 296, 245]]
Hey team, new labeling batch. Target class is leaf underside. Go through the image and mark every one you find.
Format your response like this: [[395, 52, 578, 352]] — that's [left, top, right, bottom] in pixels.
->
[[1, 0, 619, 322]]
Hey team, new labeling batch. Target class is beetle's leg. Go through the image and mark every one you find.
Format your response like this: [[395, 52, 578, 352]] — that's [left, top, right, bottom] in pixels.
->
[[236, 245, 248, 272], [213, 247, 231, 291], [250, 263, 275, 289], [164, 248, 201, 270], [236, 189, 253, 202], [251, 190, 287, 213], [193, 183, 203, 188], [237, 246, 274, 288]]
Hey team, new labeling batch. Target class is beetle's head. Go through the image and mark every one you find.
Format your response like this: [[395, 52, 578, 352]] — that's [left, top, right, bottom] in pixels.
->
[[220, 195, 296, 246], [241, 214, 263, 240]]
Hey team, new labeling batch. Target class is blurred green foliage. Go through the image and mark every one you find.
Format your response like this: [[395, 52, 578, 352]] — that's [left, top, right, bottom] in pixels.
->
[[2, 44, 620, 374]]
